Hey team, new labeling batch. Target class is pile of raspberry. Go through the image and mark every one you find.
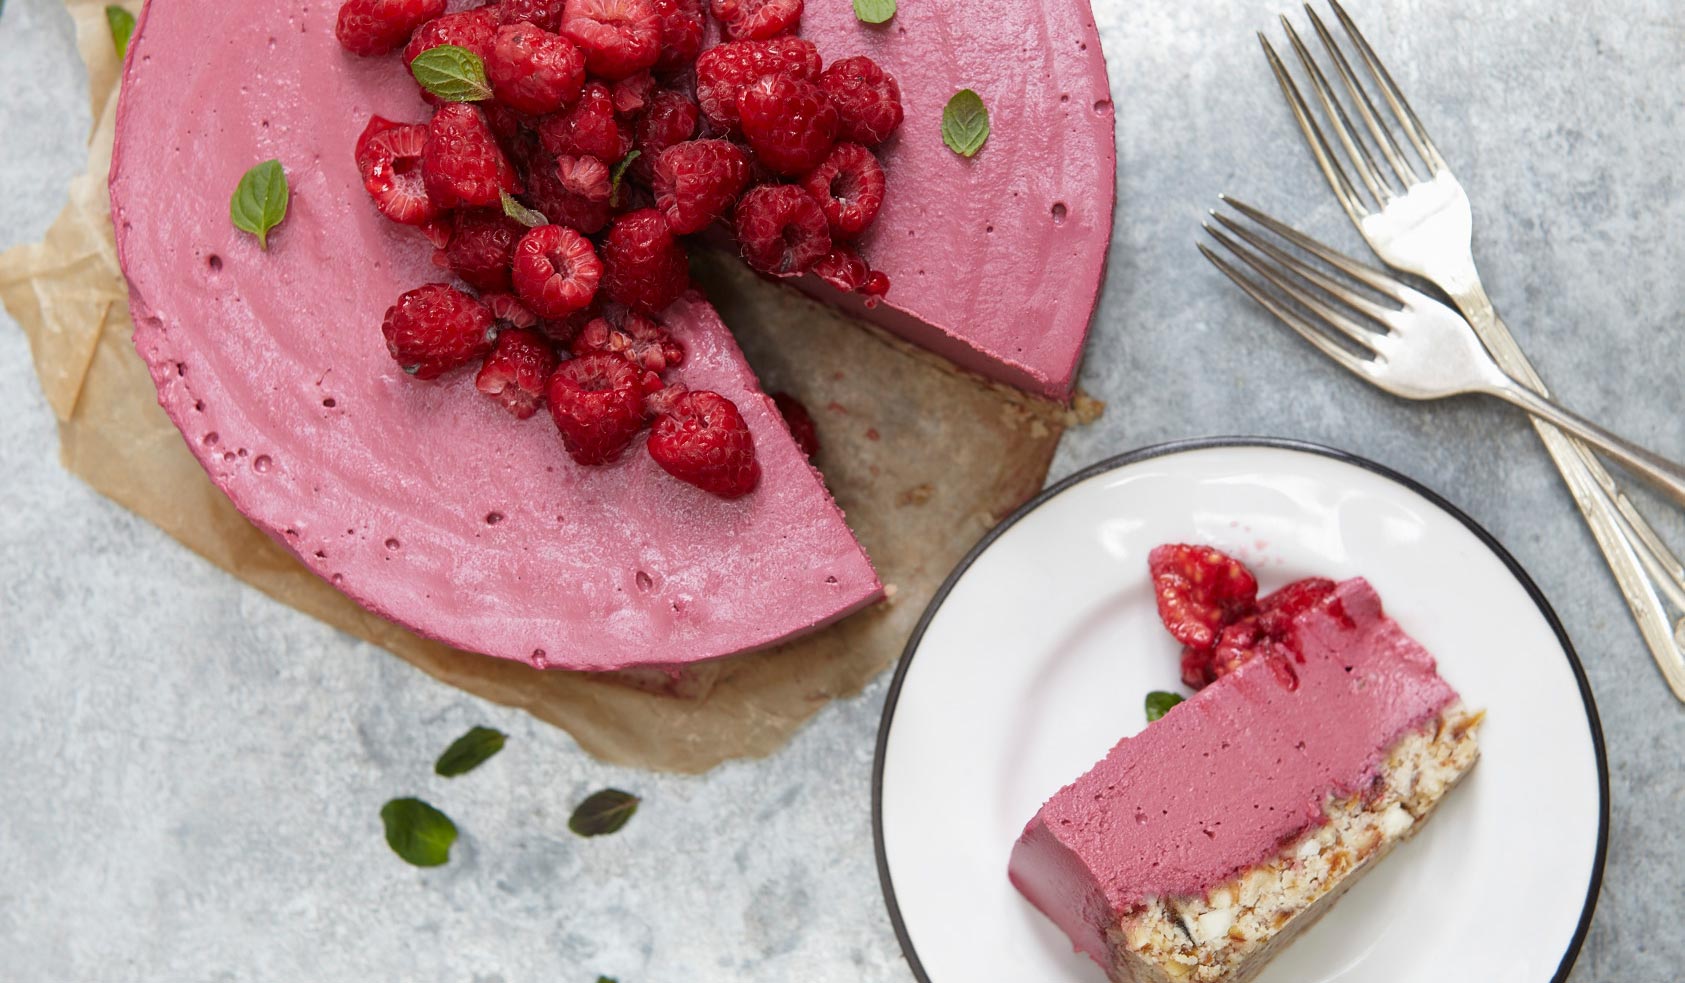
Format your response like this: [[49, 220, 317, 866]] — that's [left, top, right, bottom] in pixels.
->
[[1147, 544, 1339, 691], [336, 0, 903, 499]]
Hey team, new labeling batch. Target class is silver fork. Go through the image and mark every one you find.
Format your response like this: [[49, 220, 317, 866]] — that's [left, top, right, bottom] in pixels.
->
[[1199, 200, 1685, 515], [1260, 1, 1685, 700]]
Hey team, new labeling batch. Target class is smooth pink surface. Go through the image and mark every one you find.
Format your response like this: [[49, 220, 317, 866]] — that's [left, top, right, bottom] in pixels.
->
[[110, 0, 881, 671], [1008, 579, 1459, 966], [792, 0, 1117, 401]]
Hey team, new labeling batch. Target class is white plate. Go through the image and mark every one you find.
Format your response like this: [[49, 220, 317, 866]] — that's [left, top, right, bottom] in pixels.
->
[[873, 439, 1606, 983]]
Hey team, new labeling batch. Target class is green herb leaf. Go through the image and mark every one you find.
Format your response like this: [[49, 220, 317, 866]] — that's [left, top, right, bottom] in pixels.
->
[[380, 797, 458, 867], [1144, 691, 1185, 723], [434, 725, 507, 777], [409, 44, 492, 103], [941, 89, 990, 158], [608, 151, 641, 208], [501, 191, 549, 229], [105, 5, 135, 59], [852, 0, 895, 24], [569, 788, 640, 837], [596, 977, 618, 983], [229, 159, 289, 249]]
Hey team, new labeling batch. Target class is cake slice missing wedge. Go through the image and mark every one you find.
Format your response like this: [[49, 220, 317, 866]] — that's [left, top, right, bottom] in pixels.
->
[[1009, 578, 1482, 983]]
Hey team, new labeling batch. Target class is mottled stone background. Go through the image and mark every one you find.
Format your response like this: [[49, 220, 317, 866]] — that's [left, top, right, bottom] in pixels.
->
[[2, 0, 1680, 979]]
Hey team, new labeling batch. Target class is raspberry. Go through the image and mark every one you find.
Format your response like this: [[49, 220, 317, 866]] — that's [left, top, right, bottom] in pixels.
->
[[482, 292, 541, 329], [1210, 616, 1263, 680], [487, 23, 587, 115], [599, 209, 690, 314], [1258, 578, 1338, 637], [820, 56, 904, 146], [862, 270, 891, 301], [611, 72, 660, 117], [444, 209, 526, 293], [537, 82, 632, 162], [547, 351, 653, 464], [634, 90, 702, 180], [800, 142, 884, 238], [403, 6, 501, 102], [512, 224, 604, 318], [355, 117, 440, 226], [1180, 646, 1216, 690], [475, 328, 560, 419], [499, 0, 568, 31], [653, 139, 750, 234], [695, 37, 821, 131], [710, 0, 800, 40], [570, 312, 685, 372], [733, 183, 830, 276], [647, 390, 760, 498], [1147, 544, 1259, 651], [771, 392, 817, 457], [737, 74, 839, 175], [422, 103, 521, 209], [562, 0, 662, 79], [382, 284, 496, 379], [650, 0, 705, 72], [522, 151, 613, 233], [482, 103, 538, 159], [335, 0, 445, 56], [810, 243, 868, 293]]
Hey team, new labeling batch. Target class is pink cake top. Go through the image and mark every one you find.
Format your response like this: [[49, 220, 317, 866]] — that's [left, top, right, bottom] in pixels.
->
[[109, 0, 881, 671], [1008, 578, 1458, 964]]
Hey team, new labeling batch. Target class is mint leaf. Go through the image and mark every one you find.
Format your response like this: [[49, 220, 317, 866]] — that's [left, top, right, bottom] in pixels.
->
[[501, 191, 549, 229], [596, 978, 618, 983], [409, 45, 492, 102], [105, 5, 135, 59], [380, 797, 458, 867], [569, 788, 639, 837], [229, 159, 289, 249], [941, 89, 990, 158], [1144, 691, 1184, 723], [434, 725, 507, 777], [853, 0, 895, 24], [608, 151, 640, 208]]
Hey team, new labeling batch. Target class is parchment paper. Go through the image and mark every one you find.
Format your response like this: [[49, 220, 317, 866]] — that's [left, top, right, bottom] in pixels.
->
[[0, 0, 1100, 772]]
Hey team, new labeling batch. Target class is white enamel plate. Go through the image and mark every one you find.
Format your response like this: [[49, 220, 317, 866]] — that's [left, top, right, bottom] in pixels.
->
[[873, 439, 1606, 983]]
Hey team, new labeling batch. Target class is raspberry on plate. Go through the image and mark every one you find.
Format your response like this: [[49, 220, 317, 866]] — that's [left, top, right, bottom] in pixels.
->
[[770, 391, 818, 457], [355, 116, 440, 226], [694, 37, 821, 131], [444, 209, 527, 294], [537, 81, 632, 162], [653, 139, 751, 234], [381, 283, 497, 379], [475, 327, 560, 419], [1147, 543, 1260, 653], [570, 312, 685, 372], [562, 0, 662, 80], [733, 183, 831, 276], [487, 22, 587, 115], [650, 0, 705, 72], [599, 209, 690, 314], [710, 0, 801, 41], [820, 55, 904, 147], [512, 224, 604, 318], [422, 103, 521, 209], [801, 141, 884, 238], [499, 0, 568, 31], [546, 351, 654, 464], [335, 0, 446, 56], [737, 73, 839, 176], [647, 389, 760, 499]]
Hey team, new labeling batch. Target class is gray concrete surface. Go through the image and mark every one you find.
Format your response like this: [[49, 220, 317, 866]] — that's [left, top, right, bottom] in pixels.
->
[[2, 0, 1681, 979]]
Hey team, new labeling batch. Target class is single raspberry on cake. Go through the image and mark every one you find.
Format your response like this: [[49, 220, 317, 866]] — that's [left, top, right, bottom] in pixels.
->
[[1258, 577, 1338, 637], [1147, 543, 1259, 651], [710, 0, 801, 41], [443, 209, 526, 294], [571, 312, 685, 372], [500, 0, 568, 31], [649, 0, 705, 72], [475, 328, 560, 419], [422, 103, 521, 208], [547, 351, 654, 464], [513, 224, 604, 318], [537, 81, 632, 162], [695, 37, 821, 131], [653, 139, 751, 234], [801, 141, 884, 238], [810, 244, 869, 293], [487, 22, 587, 115], [820, 55, 904, 146], [734, 183, 830, 276], [562, 0, 662, 79], [648, 389, 760, 498], [403, 6, 501, 73], [382, 284, 497, 379], [355, 117, 440, 226], [599, 209, 690, 314], [771, 392, 818, 457], [737, 73, 839, 175], [335, 0, 446, 56]]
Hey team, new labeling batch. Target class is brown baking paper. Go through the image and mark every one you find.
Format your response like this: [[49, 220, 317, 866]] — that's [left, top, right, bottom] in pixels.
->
[[0, 0, 1099, 772]]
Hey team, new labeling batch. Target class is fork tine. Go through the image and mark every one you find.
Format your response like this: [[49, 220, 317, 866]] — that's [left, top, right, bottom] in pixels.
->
[[1198, 243, 1381, 379], [1259, 34, 1370, 222], [1200, 224, 1382, 356], [1206, 211, 1398, 327], [1217, 196, 1410, 302], [1329, 0, 1449, 174], [1303, 5, 1422, 188], [1280, 16, 1395, 204]]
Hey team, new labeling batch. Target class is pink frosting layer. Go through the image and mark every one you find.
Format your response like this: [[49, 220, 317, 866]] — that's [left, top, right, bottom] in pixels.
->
[[1008, 578, 1459, 967], [110, 0, 881, 671]]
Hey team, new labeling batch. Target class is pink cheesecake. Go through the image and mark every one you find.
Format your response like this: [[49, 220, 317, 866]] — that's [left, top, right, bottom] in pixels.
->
[[1010, 579, 1481, 983]]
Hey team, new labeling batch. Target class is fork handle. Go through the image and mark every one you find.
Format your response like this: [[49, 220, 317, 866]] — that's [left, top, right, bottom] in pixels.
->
[[1490, 381, 1685, 510]]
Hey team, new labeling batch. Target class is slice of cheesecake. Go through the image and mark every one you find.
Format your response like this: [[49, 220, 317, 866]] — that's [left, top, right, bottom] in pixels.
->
[[1009, 578, 1481, 983]]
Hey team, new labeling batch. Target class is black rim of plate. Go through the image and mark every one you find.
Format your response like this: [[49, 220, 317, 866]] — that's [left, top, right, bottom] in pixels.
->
[[870, 436, 1609, 983]]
